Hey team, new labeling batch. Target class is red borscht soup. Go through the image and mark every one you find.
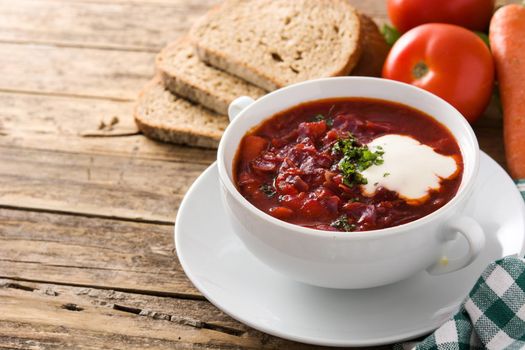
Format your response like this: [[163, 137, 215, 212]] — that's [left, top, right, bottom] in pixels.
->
[[233, 98, 463, 232]]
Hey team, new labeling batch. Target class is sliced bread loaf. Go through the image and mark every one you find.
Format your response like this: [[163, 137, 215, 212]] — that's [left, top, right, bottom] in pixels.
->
[[156, 37, 266, 115], [134, 78, 228, 149], [190, 0, 363, 91], [350, 15, 390, 77]]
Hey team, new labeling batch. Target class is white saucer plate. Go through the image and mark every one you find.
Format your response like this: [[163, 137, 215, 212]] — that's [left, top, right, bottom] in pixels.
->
[[175, 152, 525, 347]]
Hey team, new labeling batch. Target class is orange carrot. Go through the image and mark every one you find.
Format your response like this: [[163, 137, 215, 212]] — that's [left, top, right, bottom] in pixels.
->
[[241, 135, 268, 162], [489, 4, 525, 179]]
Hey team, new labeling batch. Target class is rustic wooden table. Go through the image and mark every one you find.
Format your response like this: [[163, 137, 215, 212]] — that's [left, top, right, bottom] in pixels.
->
[[0, 0, 510, 349]]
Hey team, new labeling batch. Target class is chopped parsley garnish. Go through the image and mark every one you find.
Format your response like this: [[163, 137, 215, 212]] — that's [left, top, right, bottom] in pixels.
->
[[312, 114, 333, 127], [332, 133, 384, 186], [383, 172, 390, 177], [330, 214, 356, 232], [259, 183, 276, 198]]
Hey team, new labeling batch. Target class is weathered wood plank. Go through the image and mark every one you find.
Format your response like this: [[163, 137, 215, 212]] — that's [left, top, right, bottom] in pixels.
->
[[0, 278, 382, 350], [0, 91, 216, 164], [0, 91, 137, 134], [0, 0, 217, 51], [0, 43, 153, 100], [0, 208, 386, 349], [0, 0, 386, 52], [347, 0, 388, 27], [0, 278, 242, 332], [0, 0, 387, 52], [0, 282, 290, 349], [1, 133, 216, 166], [62, 0, 238, 4], [0, 147, 207, 222], [0, 208, 196, 295]]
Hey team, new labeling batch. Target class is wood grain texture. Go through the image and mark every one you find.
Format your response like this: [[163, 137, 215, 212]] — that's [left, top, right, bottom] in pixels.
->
[[0, 208, 197, 296], [0, 0, 386, 51], [0, 209, 386, 349], [0, 278, 239, 331], [0, 278, 386, 349], [0, 147, 207, 222], [0, 91, 216, 163], [0, 0, 218, 51], [347, 0, 388, 27], [0, 43, 153, 100], [0, 279, 335, 350]]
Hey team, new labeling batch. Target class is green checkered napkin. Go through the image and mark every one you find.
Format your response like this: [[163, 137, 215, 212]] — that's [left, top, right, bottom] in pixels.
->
[[396, 256, 525, 350], [395, 182, 525, 350]]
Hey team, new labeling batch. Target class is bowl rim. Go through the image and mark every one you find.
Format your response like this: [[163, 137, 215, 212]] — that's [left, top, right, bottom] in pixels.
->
[[217, 76, 480, 240]]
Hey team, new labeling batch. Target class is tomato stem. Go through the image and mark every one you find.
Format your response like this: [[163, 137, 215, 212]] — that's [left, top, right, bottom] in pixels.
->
[[412, 61, 429, 79]]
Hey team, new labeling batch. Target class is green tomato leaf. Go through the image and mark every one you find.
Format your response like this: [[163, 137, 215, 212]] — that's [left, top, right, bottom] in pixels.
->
[[381, 24, 401, 46]]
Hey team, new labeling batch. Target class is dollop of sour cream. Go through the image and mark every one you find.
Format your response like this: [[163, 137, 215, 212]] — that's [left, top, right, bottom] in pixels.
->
[[360, 134, 459, 203]]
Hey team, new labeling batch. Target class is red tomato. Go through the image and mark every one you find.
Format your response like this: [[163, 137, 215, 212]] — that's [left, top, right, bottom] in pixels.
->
[[388, 0, 495, 33], [382, 24, 494, 123]]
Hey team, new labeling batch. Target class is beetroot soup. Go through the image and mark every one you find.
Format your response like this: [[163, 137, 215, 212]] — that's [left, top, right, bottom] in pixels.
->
[[233, 98, 463, 232]]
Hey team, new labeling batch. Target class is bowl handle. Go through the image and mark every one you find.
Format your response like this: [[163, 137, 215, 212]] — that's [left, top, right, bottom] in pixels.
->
[[427, 216, 485, 275], [228, 96, 255, 122]]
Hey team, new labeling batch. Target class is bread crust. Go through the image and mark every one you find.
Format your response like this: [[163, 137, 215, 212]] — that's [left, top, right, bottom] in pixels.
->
[[134, 78, 228, 149], [350, 14, 390, 77], [156, 37, 266, 114]]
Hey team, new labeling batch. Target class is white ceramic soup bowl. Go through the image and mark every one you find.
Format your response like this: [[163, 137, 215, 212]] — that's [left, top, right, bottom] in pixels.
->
[[217, 77, 484, 289]]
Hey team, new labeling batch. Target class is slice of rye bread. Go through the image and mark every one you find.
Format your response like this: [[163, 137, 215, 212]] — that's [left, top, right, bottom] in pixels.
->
[[190, 0, 363, 91], [350, 15, 390, 77], [156, 37, 266, 115], [134, 78, 228, 149]]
